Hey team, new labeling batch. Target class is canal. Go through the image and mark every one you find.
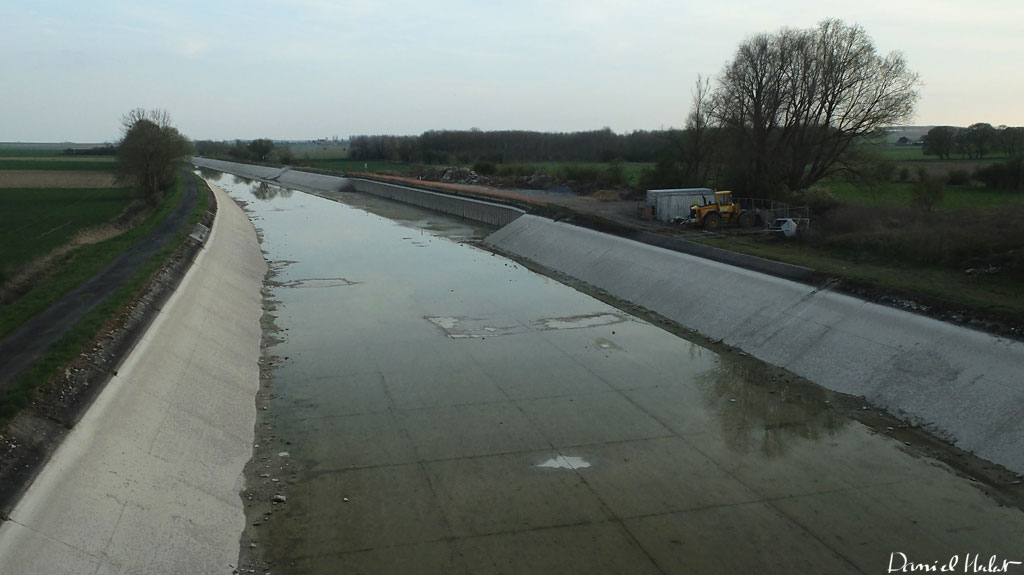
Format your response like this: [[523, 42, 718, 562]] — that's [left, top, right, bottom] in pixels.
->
[[203, 172, 1024, 575]]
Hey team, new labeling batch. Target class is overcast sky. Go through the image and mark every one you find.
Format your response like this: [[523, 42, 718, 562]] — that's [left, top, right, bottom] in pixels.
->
[[2, 0, 1021, 142]]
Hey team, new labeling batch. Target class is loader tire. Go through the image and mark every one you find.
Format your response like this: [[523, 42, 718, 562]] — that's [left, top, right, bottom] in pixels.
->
[[738, 211, 756, 228], [703, 212, 722, 231]]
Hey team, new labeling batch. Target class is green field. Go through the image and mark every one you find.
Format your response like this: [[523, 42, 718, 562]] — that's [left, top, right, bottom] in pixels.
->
[[288, 142, 349, 159], [306, 157, 414, 174], [0, 157, 117, 171], [0, 147, 66, 157], [875, 144, 1010, 163], [0, 188, 136, 280], [821, 180, 1024, 210]]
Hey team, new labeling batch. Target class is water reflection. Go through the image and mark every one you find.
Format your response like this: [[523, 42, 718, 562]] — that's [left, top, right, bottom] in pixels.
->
[[196, 167, 222, 181], [251, 181, 293, 201], [696, 362, 846, 458]]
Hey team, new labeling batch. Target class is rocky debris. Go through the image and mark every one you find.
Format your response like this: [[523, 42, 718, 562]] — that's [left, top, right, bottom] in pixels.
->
[[440, 166, 478, 184], [522, 171, 555, 190], [420, 166, 481, 185]]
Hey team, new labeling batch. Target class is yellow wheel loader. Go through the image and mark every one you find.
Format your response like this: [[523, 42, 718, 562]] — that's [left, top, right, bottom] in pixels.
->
[[690, 191, 757, 230]]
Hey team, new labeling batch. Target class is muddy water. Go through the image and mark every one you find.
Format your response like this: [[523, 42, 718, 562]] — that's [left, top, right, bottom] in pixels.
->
[[205, 172, 1024, 575]]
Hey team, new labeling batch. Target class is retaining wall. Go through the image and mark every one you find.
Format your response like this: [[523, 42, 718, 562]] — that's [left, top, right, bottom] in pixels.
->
[[485, 215, 1024, 474]]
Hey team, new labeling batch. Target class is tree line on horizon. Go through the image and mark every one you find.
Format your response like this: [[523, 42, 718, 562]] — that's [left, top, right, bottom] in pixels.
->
[[921, 124, 1024, 160]]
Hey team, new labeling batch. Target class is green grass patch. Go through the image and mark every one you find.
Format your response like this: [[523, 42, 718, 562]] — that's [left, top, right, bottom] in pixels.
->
[[0, 173, 209, 426], [696, 233, 1024, 318], [288, 143, 349, 159], [0, 157, 117, 171], [818, 180, 1024, 210], [875, 146, 931, 162], [306, 157, 415, 174], [0, 187, 136, 279], [874, 144, 1011, 163]]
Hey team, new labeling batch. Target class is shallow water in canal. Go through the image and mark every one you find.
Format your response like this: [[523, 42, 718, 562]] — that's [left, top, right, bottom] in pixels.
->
[[204, 172, 1024, 575]]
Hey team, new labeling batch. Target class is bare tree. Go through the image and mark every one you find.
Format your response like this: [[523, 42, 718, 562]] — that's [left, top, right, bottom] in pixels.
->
[[682, 75, 717, 185], [117, 109, 192, 201], [711, 19, 920, 197]]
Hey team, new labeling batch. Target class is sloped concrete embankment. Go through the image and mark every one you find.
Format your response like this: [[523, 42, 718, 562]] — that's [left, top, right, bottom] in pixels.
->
[[190, 158, 525, 228], [348, 178, 525, 227], [0, 183, 266, 573], [485, 215, 1024, 474]]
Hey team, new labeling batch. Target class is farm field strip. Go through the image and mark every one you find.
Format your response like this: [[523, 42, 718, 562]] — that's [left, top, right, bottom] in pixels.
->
[[0, 158, 116, 171], [0, 187, 136, 279]]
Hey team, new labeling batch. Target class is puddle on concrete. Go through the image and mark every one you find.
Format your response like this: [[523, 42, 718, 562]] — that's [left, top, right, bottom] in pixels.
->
[[537, 455, 591, 470], [202, 171, 1024, 575], [535, 312, 626, 331], [279, 277, 361, 289], [426, 316, 527, 339], [426, 313, 630, 340], [593, 338, 622, 351]]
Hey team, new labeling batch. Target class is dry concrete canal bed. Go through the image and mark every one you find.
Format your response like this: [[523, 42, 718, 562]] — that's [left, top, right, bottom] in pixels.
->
[[203, 172, 1024, 575]]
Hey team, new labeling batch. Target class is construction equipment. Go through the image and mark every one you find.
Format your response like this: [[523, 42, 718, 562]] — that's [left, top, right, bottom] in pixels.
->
[[643, 188, 786, 232], [683, 190, 757, 231]]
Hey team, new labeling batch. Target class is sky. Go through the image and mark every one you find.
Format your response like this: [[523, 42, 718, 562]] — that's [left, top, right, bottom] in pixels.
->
[[1, 0, 1022, 142]]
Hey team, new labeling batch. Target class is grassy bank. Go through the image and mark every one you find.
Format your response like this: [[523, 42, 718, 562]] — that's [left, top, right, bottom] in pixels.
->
[[0, 173, 209, 425], [305, 157, 413, 174], [822, 180, 1024, 210]]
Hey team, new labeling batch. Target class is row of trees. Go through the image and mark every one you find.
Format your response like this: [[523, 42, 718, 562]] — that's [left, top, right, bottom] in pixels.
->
[[194, 138, 291, 163], [348, 129, 668, 165], [922, 124, 1024, 160]]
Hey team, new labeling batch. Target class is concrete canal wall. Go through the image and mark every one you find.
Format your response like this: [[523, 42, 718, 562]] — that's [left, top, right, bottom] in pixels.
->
[[484, 215, 1024, 474], [348, 178, 524, 228], [191, 158, 524, 228]]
